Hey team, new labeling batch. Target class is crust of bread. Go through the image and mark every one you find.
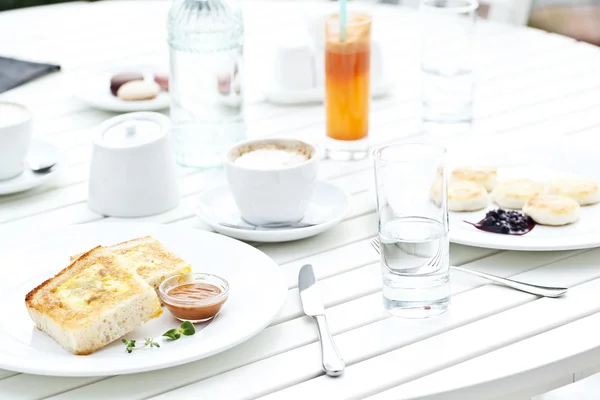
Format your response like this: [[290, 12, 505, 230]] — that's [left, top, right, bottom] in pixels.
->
[[69, 236, 191, 291], [26, 246, 102, 306], [25, 246, 162, 355]]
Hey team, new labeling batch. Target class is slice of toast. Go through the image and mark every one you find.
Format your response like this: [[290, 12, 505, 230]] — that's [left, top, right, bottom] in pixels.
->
[[70, 236, 192, 291], [26, 246, 162, 355]]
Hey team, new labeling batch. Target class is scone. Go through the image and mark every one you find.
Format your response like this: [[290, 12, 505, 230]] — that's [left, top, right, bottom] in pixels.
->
[[451, 166, 498, 192], [431, 178, 489, 212], [70, 236, 192, 292], [547, 178, 600, 206], [523, 194, 580, 226], [26, 246, 162, 355], [491, 178, 544, 209]]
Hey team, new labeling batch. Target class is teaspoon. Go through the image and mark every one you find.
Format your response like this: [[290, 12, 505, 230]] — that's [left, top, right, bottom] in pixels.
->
[[28, 156, 57, 174]]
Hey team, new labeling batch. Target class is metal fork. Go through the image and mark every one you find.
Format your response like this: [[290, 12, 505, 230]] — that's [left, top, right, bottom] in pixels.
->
[[370, 238, 568, 298]]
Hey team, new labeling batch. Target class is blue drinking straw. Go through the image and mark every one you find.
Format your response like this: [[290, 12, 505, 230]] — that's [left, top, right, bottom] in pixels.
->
[[340, 0, 347, 42]]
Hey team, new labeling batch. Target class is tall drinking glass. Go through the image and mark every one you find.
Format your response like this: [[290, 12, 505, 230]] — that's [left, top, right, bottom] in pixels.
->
[[373, 143, 450, 318], [420, 0, 478, 135], [325, 13, 371, 161]]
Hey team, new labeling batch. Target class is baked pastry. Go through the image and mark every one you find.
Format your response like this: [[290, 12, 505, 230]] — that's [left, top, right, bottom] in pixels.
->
[[491, 178, 544, 209], [451, 166, 498, 192], [523, 194, 580, 226], [431, 178, 489, 212], [547, 177, 600, 206]]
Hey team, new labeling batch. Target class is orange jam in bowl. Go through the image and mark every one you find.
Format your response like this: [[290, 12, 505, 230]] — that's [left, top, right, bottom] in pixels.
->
[[159, 273, 229, 323]]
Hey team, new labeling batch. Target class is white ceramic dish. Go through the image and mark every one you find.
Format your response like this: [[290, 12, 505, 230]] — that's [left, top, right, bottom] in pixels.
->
[[369, 138, 600, 251], [89, 112, 179, 217], [446, 138, 600, 251], [0, 223, 287, 376], [74, 65, 169, 112], [196, 181, 349, 242], [0, 140, 63, 196]]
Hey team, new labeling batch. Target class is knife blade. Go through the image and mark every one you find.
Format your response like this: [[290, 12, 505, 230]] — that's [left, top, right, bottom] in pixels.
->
[[298, 264, 345, 377]]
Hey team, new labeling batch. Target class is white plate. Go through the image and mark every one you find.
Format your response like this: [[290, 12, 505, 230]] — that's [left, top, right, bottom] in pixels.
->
[[0, 223, 286, 376], [74, 65, 169, 112], [196, 181, 349, 242], [263, 77, 393, 105], [0, 140, 64, 196], [446, 138, 600, 251]]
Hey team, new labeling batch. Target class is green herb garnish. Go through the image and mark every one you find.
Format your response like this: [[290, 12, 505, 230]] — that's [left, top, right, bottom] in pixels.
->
[[122, 338, 160, 353], [163, 321, 196, 340], [122, 321, 196, 353]]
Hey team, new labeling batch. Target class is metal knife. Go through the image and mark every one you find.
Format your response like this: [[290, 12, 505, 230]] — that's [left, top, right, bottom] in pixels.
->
[[298, 264, 345, 377]]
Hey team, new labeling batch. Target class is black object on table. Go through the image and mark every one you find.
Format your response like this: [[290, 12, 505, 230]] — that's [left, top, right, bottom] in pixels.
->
[[0, 56, 61, 93]]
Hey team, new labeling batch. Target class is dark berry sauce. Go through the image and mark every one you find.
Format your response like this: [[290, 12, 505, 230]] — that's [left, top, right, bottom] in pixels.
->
[[465, 209, 535, 235]]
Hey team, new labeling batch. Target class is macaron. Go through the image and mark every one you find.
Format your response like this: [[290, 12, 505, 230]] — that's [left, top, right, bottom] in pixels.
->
[[110, 72, 144, 96], [154, 73, 169, 91], [117, 80, 161, 101]]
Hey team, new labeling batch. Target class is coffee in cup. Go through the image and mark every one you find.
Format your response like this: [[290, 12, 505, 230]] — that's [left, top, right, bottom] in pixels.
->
[[225, 138, 319, 225], [0, 102, 33, 180]]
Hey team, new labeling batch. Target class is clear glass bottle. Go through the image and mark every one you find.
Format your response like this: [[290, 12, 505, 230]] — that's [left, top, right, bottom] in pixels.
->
[[168, 0, 245, 168]]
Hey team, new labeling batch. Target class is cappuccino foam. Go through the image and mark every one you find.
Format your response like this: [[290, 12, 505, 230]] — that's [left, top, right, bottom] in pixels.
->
[[233, 144, 311, 170]]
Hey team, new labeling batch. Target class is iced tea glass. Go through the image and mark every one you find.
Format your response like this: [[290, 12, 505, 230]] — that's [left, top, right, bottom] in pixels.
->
[[325, 13, 371, 161]]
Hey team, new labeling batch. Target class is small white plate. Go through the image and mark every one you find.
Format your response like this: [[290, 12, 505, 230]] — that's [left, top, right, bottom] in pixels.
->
[[196, 181, 349, 242], [0, 140, 63, 196], [74, 65, 169, 112], [0, 223, 286, 376], [263, 77, 393, 105]]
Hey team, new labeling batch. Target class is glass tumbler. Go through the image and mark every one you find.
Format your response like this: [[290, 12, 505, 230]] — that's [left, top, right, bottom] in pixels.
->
[[420, 0, 478, 136], [373, 143, 450, 318], [325, 12, 372, 161]]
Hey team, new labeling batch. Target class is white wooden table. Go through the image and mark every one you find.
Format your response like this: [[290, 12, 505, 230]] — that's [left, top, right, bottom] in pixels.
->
[[2, 1, 600, 399]]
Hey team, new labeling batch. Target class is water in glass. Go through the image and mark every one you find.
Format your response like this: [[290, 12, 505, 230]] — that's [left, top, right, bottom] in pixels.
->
[[421, 67, 474, 124], [379, 216, 450, 318], [168, 0, 246, 168]]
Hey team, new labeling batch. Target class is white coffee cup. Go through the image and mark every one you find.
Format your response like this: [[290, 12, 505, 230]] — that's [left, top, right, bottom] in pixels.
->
[[225, 138, 319, 225], [0, 102, 33, 181], [272, 38, 316, 91]]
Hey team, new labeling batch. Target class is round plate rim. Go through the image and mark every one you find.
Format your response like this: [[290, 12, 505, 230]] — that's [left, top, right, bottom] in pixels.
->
[[0, 140, 64, 195], [195, 181, 350, 242], [0, 223, 287, 376]]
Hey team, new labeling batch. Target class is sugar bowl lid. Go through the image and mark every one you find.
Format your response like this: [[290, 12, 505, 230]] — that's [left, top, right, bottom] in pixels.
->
[[96, 112, 170, 148]]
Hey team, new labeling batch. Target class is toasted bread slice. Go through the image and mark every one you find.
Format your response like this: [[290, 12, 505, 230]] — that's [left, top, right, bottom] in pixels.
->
[[70, 236, 192, 291], [26, 246, 162, 355]]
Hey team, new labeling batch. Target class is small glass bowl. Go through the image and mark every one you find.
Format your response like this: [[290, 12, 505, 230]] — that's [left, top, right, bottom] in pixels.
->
[[158, 273, 229, 323]]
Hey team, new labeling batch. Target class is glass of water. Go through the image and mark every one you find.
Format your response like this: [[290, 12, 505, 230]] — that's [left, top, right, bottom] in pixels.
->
[[420, 0, 478, 136], [373, 143, 450, 318]]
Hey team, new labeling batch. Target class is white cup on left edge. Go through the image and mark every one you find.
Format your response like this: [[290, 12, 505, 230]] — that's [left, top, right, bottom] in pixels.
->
[[0, 102, 33, 181]]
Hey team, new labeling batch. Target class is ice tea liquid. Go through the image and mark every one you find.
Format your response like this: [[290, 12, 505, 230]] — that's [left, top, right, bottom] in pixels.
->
[[325, 13, 371, 160]]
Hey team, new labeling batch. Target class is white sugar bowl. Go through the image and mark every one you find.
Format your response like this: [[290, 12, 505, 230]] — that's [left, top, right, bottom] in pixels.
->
[[88, 112, 179, 217]]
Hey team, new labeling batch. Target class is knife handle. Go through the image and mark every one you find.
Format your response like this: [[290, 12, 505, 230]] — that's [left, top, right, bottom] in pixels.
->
[[313, 314, 345, 377]]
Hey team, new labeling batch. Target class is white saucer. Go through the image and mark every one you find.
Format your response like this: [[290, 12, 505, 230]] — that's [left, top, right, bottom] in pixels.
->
[[74, 65, 169, 112], [0, 140, 64, 196], [196, 181, 349, 242], [263, 77, 393, 105]]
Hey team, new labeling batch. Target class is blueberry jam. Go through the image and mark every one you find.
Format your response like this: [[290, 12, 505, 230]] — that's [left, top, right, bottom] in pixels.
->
[[465, 209, 535, 235]]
